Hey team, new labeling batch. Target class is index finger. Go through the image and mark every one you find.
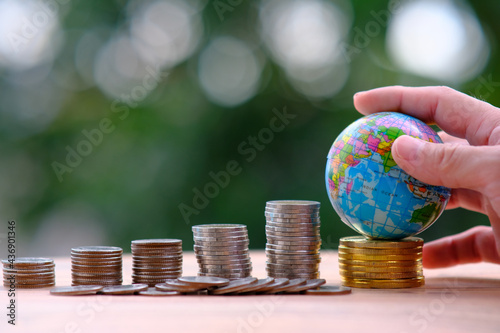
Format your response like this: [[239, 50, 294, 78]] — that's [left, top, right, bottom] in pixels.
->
[[353, 86, 500, 146]]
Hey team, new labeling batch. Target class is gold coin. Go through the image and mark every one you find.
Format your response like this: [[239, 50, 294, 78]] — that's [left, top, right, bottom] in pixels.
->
[[338, 245, 422, 255], [341, 276, 425, 289], [338, 263, 422, 272], [340, 236, 423, 249], [339, 269, 423, 279], [338, 251, 422, 261], [338, 258, 421, 267]]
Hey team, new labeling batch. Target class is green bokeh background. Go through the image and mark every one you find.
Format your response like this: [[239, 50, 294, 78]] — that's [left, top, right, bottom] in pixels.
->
[[1, 0, 496, 257]]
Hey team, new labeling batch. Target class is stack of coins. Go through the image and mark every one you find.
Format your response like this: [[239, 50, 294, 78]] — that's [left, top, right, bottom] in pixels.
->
[[265, 200, 321, 279], [131, 239, 183, 286], [193, 224, 252, 279], [71, 246, 123, 286], [339, 236, 424, 288], [2, 258, 55, 288]]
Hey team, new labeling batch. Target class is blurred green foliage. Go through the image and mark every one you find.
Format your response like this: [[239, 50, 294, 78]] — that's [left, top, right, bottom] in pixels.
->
[[1, 0, 498, 255]]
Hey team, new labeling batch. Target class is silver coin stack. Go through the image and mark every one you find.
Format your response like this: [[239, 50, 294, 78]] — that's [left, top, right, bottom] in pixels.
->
[[131, 239, 183, 286], [193, 224, 252, 280], [265, 200, 321, 279], [71, 246, 123, 286]]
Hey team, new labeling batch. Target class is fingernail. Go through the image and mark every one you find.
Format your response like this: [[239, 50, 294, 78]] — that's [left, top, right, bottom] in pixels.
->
[[392, 135, 425, 172]]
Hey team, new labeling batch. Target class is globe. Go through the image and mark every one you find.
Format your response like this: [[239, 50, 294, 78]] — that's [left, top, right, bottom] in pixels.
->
[[325, 112, 451, 239]]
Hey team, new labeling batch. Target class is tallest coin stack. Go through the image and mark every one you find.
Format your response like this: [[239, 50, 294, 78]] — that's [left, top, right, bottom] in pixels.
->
[[265, 200, 321, 279]]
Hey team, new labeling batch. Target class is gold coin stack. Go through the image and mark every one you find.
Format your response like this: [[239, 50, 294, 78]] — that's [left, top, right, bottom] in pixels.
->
[[71, 246, 123, 286], [193, 224, 252, 280], [265, 200, 321, 279], [131, 239, 183, 286], [338, 236, 424, 288], [2, 258, 55, 288]]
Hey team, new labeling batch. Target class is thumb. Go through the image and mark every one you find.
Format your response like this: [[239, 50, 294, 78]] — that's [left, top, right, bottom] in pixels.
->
[[392, 135, 497, 191]]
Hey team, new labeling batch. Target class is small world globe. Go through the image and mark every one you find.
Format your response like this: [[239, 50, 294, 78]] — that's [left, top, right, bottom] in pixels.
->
[[325, 112, 451, 239]]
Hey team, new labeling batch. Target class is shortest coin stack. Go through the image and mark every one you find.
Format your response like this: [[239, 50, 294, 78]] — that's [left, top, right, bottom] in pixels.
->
[[131, 239, 183, 286], [2, 258, 55, 288], [193, 224, 252, 280], [339, 236, 424, 289], [71, 246, 123, 286]]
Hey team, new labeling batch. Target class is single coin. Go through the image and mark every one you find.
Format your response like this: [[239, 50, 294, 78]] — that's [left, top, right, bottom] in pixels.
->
[[284, 279, 326, 293], [209, 277, 258, 295], [50, 285, 103, 296], [131, 239, 182, 246], [304, 285, 352, 295], [195, 249, 249, 256], [2, 258, 54, 266], [192, 224, 247, 231], [267, 239, 321, 246], [338, 263, 422, 273], [265, 225, 320, 233], [338, 252, 422, 261], [339, 269, 423, 279], [265, 210, 320, 217], [263, 278, 307, 294], [266, 217, 320, 223], [193, 244, 249, 251], [4, 271, 55, 277], [266, 200, 321, 207], [71, 246, 122, 254], [338, 245, 422, 255], [132, 255, 182, 260], [339, 236, 424, 249], [265, 230, 321, 238], [2, 265, 55, 271], [233, 278, 275, 294], [101, 284, 148, 295], [138, 288, 181, 296], [193, 230, 248, 236], [268, 273, 319, 279], [177, 276, 230, 288], [265, 248, 318, 255], [156, 280, 205, 292], [266, 244, 320, 251], [193, 235, 249, 242], [338, 258, 421, 267], [341, 277, 425, 289], [198, 272, 251, 279], [71, 256, 122, 262]]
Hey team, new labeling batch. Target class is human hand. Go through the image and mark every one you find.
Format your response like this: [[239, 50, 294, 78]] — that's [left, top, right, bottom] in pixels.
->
[[353, 86, 500, 268]]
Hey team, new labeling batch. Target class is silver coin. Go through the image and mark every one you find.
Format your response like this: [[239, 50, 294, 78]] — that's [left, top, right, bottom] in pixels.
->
[[192, 224, 247, 231], [71, 246, 122, 254], [131, 239, 182, 246], [266, 200, 320, 208], [195, 249, 249, 256], [101, 284, 149, 295], [50, 285, 103, 296]]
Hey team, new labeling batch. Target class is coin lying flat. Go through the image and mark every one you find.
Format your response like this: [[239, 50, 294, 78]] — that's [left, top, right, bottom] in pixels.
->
[[138, 288, 182, 296], [304, 285, 352, 295], [101, 284, 149, 295], [50, 285, 104, 296], [177, 276, 230, 288], [340, 236, 423, 249]]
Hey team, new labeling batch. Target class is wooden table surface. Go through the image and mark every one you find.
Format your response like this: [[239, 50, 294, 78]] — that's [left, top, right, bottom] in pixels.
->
[[2, 250, 500, 333]]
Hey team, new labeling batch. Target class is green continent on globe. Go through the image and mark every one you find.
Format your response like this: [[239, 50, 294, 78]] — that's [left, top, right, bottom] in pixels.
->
[[325, 112, 451, 239]]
